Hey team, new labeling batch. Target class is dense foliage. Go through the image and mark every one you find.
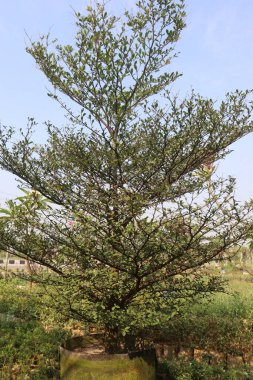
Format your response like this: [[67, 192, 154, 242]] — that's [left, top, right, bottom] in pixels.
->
[[156, 276, 253, 379], [0, 0, 253, 351], [156, 287, 253, 361], [160, 360, 253, 380], [0, 279, 69, 379]]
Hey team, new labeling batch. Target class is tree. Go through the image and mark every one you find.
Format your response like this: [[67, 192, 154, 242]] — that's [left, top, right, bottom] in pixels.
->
[[0, 199, 22, 278], [0, 189, 52, 285], [0, 0, 252, 352]]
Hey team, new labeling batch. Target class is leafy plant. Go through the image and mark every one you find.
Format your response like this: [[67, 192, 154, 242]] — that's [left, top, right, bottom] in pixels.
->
[[160, 359, 253, 380], [0, 0, 252, 353], [0, 279, 69, 379]]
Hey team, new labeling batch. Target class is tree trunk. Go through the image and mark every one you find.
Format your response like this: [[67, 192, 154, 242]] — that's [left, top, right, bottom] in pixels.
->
[[26, 259, 33, 289], [103, 327, 123, 354], [4, 251, 10, 280]]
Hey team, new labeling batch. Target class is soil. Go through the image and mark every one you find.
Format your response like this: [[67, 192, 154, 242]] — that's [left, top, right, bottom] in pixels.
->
[[73, 342, 105, 356]]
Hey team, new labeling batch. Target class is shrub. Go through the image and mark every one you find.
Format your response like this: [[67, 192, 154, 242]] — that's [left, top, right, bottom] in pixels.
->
[[0, 279, 69, 379], [160, 359, 253, 380]]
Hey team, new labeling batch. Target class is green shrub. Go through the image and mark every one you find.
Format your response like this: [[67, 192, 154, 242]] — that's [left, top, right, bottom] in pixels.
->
[[153, 288, 253, 362], [0, 278, 69, 379], [161, 359, 253, 380]]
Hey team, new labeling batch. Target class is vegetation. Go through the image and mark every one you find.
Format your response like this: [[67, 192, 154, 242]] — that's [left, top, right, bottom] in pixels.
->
[[0, 0, 253, 354], [0, 270, 252, 379], [0, 279, 69, 379], [160, 360, 253, 380], [156, 285, 253, 359], [155, 271, 253, 379]]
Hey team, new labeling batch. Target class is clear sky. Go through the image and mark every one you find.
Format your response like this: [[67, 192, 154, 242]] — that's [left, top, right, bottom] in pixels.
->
[[0, 0, 253, 203]]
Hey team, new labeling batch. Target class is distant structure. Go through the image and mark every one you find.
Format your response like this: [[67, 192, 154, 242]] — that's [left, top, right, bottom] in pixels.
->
[[0, 258, 27, 272]]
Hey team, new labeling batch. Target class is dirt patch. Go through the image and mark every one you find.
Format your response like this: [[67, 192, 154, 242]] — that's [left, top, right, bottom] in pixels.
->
[[73, 342, 105, 356]]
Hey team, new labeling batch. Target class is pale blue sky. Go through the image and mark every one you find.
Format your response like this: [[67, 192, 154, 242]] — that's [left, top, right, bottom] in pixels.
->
[[0, 0, 253, 202]]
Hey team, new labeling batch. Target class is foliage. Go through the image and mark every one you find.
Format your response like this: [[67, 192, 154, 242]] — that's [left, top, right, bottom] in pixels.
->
[[0, 279, 69, 379], [152, 277, 253, 377], [156, 278, 253, 378], [157, 290, 253, 353], [159, 359, 253, 380], [0, 0, 253, 352]]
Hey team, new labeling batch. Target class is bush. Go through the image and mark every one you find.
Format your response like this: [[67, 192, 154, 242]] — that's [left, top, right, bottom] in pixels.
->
[[0, 278, 69, 379], [152, 289, 253, 363], [160, 359, 253, 380]]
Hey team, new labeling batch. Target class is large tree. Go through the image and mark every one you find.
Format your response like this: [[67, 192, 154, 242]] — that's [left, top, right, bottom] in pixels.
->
[[0, 0, 252, 352]]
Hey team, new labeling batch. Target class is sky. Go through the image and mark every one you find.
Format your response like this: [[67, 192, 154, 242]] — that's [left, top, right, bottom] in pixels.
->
[[0, 0, 253, 203]]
